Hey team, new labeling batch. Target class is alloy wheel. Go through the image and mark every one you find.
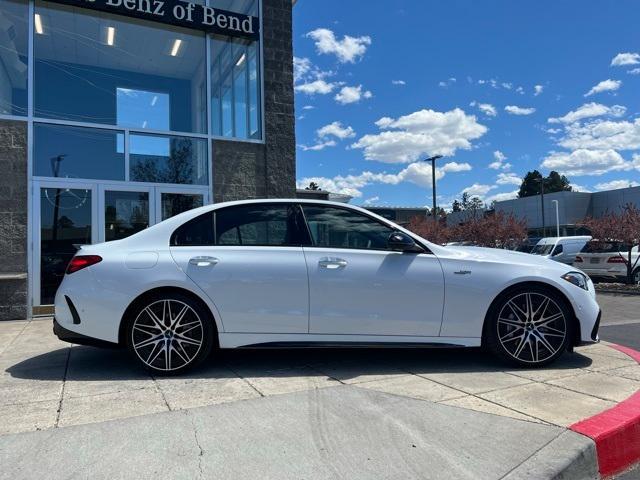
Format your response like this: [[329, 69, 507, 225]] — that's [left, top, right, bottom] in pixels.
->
[[131, 299, 204, 372], [497, 292, 567, 364]]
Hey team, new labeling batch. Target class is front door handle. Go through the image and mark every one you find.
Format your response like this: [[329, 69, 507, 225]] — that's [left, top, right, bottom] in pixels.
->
[[189, 256, 219, 267], [318, 257, 348, 269]]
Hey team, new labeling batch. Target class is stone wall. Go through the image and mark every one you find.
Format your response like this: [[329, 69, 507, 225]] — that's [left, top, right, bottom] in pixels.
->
[[212, 0, 296, 202], [0, 120, 28, 320]]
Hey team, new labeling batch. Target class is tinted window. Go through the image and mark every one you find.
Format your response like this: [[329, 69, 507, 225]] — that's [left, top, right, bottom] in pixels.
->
[[552, 244, 563, 256], [171, 212, 214, 246], [215, 204, 303, 246], [302, 206, 394, 250]]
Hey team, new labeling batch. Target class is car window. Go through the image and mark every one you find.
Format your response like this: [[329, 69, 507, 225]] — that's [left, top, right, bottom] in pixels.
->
[[531, 244, 554, 255], [552, 244, 563, 256], [170, 212, 214, 246], [215, 203, 305, 247], [301, 205, 394, 250]]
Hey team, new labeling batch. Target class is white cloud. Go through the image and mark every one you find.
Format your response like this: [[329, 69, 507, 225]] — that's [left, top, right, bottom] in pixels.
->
[[571, 184, 592, 193], [470, 101, 497, 117], [438, 77, 457, 88], [363, 196, 380, 205], [504, 105, 536, 115], [534, 85, 544, 96], [496, 172, 522, 185], [295, 80, 340, 95], [293, 57, 312, 83], [516, 86, 525, 95], [295, 161, 472, 197], [558, 118, 640, 151], [629, 68, 640, 75], [594, 179, 640, 191], [298, 140, 337, 152], [501, 82, 512, 90], [334, 85, 372, 105], [352, 108, 487, 164], [302, 105, 315, 110], [585, 79, 622, 97], [486, 190, 519, 203], [489, 150, 511, 170], [541, 149, 640, 176], [548, 102, 626, 124], [317, 121, 355, 140], [392, 80, 406, 86], [306, 28, 371, 63], [462, 183, 495, 197], [611, 52, 640, 67]]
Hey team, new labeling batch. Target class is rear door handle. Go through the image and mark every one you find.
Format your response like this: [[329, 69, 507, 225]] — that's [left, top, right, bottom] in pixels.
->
[[189, 256, 219, 267], [318, 257, 347, 269]]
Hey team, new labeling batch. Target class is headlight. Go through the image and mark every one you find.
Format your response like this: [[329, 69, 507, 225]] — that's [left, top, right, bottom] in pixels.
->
[[561, 271, 589, 291]]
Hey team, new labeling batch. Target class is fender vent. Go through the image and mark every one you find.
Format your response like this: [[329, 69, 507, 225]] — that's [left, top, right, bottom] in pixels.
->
[[64, 295, 82, 325]]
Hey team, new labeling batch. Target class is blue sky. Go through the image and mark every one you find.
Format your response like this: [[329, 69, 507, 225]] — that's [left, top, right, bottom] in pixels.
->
[[292, 0, 640, 208]]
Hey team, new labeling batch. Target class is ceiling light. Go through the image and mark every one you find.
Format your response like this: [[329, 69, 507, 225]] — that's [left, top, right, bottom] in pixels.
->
[[235, 53, 246, 67], [107, 27, 115, 46], [34, 14, 43, 35], [170, 39, 182, 57]]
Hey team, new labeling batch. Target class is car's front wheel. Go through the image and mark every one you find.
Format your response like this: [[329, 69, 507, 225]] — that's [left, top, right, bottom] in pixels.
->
[[485, 286, 573, 367], [125, 293, 214, 375]]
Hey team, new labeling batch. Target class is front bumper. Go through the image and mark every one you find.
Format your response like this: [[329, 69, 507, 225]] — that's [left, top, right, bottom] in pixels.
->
[[53, 318, 120, 349]]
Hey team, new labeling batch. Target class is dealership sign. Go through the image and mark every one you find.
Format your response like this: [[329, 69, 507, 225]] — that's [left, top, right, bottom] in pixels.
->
[[42, 0, 259, 40]]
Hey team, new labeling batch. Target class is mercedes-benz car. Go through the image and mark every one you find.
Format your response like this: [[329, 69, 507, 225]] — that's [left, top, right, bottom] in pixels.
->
[[53, 199, 601, 374]]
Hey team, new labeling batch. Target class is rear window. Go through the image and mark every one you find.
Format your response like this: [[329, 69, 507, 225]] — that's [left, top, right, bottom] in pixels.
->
[[581, 241, 627, 253]]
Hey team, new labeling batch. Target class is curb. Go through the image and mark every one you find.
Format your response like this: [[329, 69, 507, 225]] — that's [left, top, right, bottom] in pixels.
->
[[570, 344, 640, 478]]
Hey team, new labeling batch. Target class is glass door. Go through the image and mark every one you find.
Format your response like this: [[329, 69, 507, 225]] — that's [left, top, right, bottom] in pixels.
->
[[99, 185, 153, 243], [34, 182, 97, 307], [156, 188, 206, 221]]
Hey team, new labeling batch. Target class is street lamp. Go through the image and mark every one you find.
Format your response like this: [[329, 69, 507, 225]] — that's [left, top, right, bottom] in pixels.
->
[[551, 199, 560, 237], [421, 155, 443, 222]]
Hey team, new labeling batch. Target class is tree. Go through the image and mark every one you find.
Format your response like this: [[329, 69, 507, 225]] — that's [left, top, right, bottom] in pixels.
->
[[305, 182, 321, 191], [406, 215, 451, 245], [452, 199, 462, 212], [580, 204, 640, 284], [518, 170, 572, 198], [450, 212, 526, 249]]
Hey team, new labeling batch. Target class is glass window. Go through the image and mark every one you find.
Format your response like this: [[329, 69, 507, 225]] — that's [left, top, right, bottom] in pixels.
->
[[33, 124, 125, 180], [0, 0, 28, 116], [34, 1, 207, 133], [171, 212, 214, 246], [104, 191, 149, 242], [302, 206, 394, 250], [215, 204, 301, 246], [129, 134, 208, 185], [211, 37, 261, 140]]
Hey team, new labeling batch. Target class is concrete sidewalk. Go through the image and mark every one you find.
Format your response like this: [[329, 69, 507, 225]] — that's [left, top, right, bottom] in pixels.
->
[[0, 385, 597, 480]]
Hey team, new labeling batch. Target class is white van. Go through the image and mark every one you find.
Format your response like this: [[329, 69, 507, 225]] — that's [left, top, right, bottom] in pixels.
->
[[530, 236, 592, 264]]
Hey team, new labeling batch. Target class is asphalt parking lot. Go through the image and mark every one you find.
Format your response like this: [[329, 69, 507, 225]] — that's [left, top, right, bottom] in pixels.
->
[[0, 292, 638, 479]]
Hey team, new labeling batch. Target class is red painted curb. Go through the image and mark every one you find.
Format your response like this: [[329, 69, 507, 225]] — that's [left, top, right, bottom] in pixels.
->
[[570, 343, 640, 478]]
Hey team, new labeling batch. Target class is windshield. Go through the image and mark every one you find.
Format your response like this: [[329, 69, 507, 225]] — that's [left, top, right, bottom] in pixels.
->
[[531, 244, 554, 255]]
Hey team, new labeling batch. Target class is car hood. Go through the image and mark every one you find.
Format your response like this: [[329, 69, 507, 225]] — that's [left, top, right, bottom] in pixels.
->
[[438, 245, 573, 272]]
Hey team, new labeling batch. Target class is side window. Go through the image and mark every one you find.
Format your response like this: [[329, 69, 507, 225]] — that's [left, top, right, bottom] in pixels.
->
[[170, 212, 214, 246], [552, 244, 564, 256], [215, 204, 304, 246], [301, 205, 395, 250]]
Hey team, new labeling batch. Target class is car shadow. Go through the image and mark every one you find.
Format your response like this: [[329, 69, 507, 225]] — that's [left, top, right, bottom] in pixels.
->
[[5, 345, 594, 382]]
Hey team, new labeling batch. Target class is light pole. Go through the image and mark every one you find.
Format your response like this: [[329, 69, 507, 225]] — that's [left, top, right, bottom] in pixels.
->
[[422, 155, 443, 222], [551, 199, 560, 237], [533, 177, 546, 237]]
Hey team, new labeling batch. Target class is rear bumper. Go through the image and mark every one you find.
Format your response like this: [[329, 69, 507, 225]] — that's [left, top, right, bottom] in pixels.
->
[[53, 318, 120, 349]]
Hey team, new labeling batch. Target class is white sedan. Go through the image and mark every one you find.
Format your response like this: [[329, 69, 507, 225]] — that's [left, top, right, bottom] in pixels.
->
[[53, 200, 601, 374]]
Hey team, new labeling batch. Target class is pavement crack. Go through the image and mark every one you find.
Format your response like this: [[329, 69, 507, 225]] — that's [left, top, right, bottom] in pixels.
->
[[54, 346, 72, 428], [187, 411, 205, 479], [150, 375, 172, 411], [497, 430, 564, 480], [225, 363, 265, 397]]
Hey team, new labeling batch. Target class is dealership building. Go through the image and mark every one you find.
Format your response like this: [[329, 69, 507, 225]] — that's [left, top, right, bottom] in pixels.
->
[[0, 0, 296, 319]]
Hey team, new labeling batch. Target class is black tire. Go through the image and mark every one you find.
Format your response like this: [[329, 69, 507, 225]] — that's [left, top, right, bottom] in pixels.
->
[[485, 285, 574, 368], [124, 292, 215, 375]]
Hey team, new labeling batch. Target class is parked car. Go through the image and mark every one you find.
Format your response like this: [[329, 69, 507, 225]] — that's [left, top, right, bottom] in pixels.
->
[[53, 199, 601, 374], [530, 236, 592, 265], [516, 237, 543, 254], [573, 242, 640, 283]]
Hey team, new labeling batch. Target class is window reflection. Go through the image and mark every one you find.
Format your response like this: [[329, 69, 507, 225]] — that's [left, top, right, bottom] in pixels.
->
[[161, 193, 203, 220], [130, 134, 208, 185], [33, 124, 125, 180], [34, 1, 207, 133], [105, 191, 149, 241], [0, 0, 28, 116]]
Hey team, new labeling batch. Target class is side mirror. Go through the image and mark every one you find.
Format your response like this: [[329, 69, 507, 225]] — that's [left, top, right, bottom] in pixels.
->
[[388, 231, 423, 253]]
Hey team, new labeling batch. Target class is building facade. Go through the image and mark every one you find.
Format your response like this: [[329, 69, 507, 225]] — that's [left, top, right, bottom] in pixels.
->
[[0, 0, 295, 319]]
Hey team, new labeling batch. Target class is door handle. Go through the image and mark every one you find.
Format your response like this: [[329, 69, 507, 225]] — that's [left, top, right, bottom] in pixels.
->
[[318, 257, 347, 269], [189, 256, 219, 267]]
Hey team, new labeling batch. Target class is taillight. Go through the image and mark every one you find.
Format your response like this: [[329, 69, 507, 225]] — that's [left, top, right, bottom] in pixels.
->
[[574, 255, 583, 263], [607, 256, 626, 264], [66, 255, 102, 274]]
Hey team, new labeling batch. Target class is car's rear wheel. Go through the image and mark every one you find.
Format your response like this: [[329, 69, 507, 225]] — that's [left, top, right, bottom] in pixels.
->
[[125, 293, 214, 375], [485, 286, 573, 367]]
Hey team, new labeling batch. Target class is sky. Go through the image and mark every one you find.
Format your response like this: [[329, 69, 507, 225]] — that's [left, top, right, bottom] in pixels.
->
[[292, 0, 640, 209]]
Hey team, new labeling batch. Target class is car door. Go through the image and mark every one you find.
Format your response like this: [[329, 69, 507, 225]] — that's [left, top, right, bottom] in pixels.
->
[[169, 203, 310, 334], [300, 204, 445, 337]]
